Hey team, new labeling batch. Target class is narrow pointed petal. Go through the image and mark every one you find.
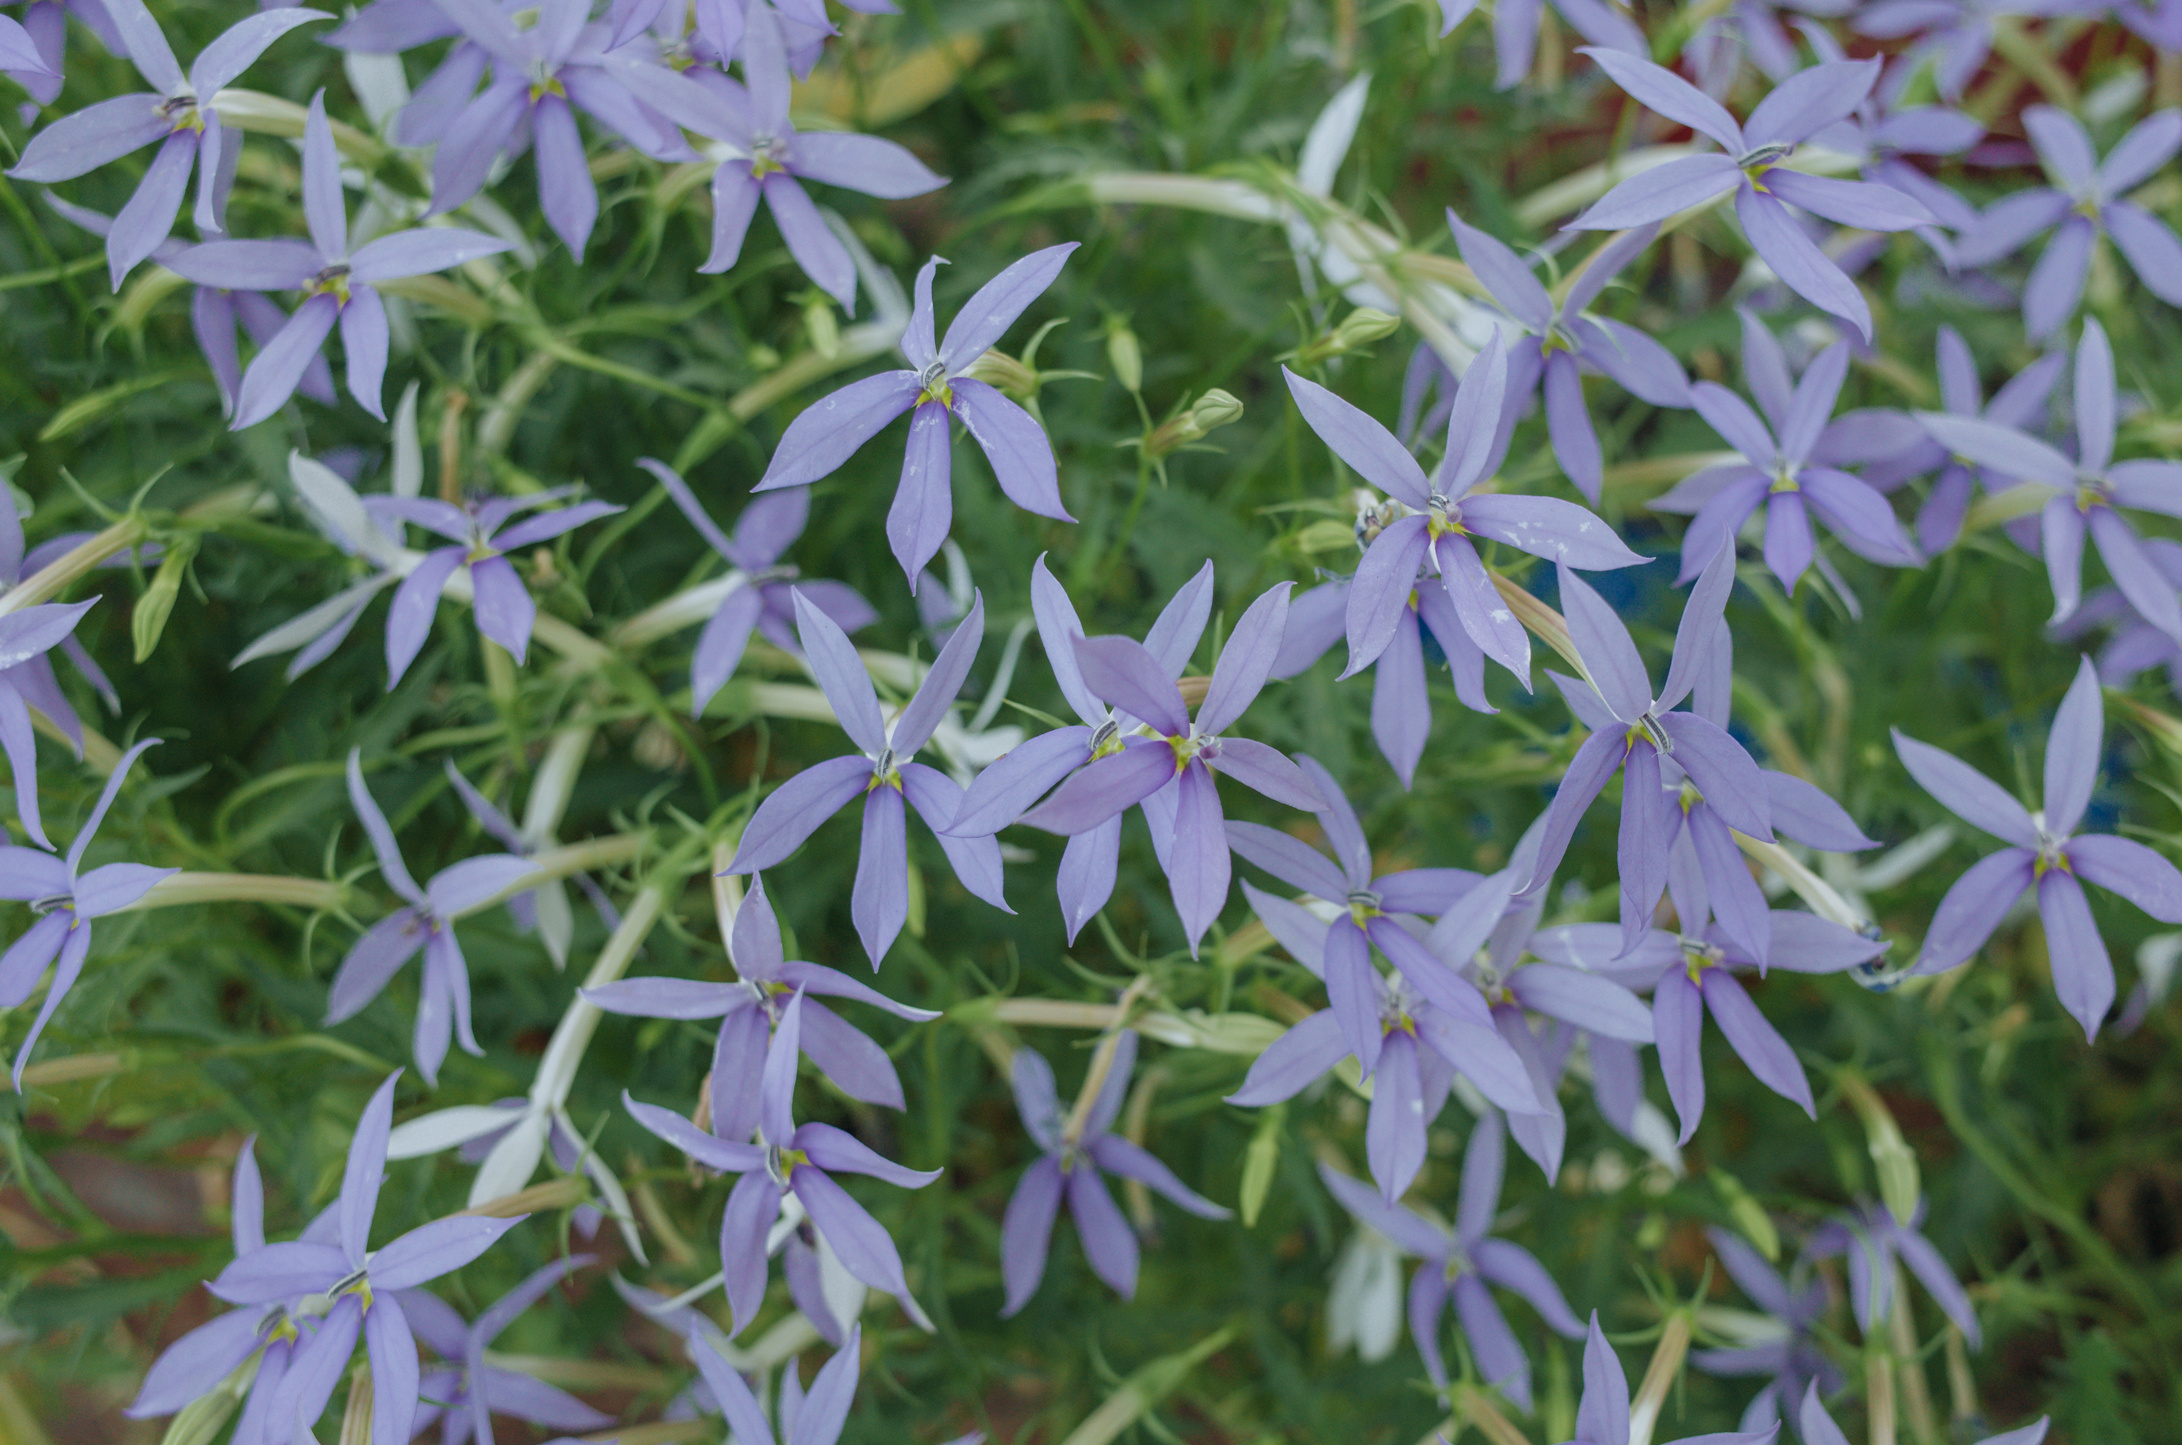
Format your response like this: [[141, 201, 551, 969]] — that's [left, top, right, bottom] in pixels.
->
[[1582, 47, 1745, 150], [1701, 969, 1812, 1115], [729, 755, 874, 872], [1891, 730, 2038, 847], [852, 785, 909, 966], [939, 243, 1079, 373], [1738, 188, 1872, 339], [893, 592, 985, 756], [2039, 869, 2114, 1039], [1283, 368, 1433, 507], [1654, 970, 1707, 1143], [952, 379, 1071, 521]]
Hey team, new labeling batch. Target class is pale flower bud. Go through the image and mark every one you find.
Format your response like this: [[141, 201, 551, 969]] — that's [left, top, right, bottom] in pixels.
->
[[1107, 322, 1143, 394], [1145, 389, 1245, 460], [961, 348, 1039, 400]]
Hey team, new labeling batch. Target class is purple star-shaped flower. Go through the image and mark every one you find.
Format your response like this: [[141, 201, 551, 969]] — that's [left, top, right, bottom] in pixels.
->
[[624, 989, 941, 1334], [1316, 1115, 1584, 1408], [1568, 1311, 1780, 1445], [587, 874, 939, 1120], [642, 6, 944, 305], [0, 737, 173, 1089], [422, 0, 688, 257], [7, 0, 328, 287], [1016, 581, 1327, 956], [1955, 105, 2182, 338], [0, 1, 76, 106], [166, 92, 515, 430], [1521, 545, 1776, 938], [1422, 867, 1656, 1180], [1570, 51, 1935, 339], [755, 245, 1079, 582], [1653, 328, 1920, 593], [401, 1257, 611, 1445], [1487, 0, 1644, 91], [639, 457, 875, 717], [1690, 1227, 1844, 1434], [1922, 318, 2182, 645], [1806, 1198, 1981, 1346], [1001, 1031, 1230, 1315], [948, 557, 1217, 936], [725, 590, 1008, 966], [44, 193, 340, 419], [1862, 324, 2064, 553], [206, 1072, 526, 1445], [1284, 333, 1648, 700], [2052, 537, 2182, 699], [442, 759, 620, 969], [1802, 1383, 2046, 1445], [327, 751, 540, 1085], [1895, 655, 2182, 1037], [1446, 214, 1693, 504], [0, 591, 103, 849], [1857, 0, 2091, 102], [377, 489, 623, 686], [688, 1321, 862, 1445]]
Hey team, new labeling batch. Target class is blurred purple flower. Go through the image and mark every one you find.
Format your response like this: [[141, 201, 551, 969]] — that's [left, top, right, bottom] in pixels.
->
[[624, 989, 940, 1333], [725, 591, 1008, 966], [1806, 1198, 1980, 1345], [642, 6, 944, 305], [207, 1073, 525, 1445], [639, 457, 875, 716], [1570, 51, 1935, 339], [327, 751, 539, 1085], [1284, 333, 1646, 702], [2052, 537, 2182, 698], [587, 874, 938, 1119], [3, 0, 110, 106], [1954, 105, 2182, 338], [443, 759, 619, 968], [0, 736, 170, 1088], [402, 1257, 610, 1445], [376, 489, 622, 686], [1653, 329, 1921, 593], [1690, 1226, 1844, 1435], [755, 245, 1080, 581], [1489, 0, 1644, 90], [166, 93, 514, 430], [1520, 545, 1775, 940], [1861, 324, 2064, 553], [1895, 655, 2182, 1037], [7, 0, 327, 287], [1001, 1031, 1229, 1314], [1568, 1310, 1779, 1445], [946, 557, 1214, 937], [1801, 1382, 2046, 1445], [1858, 0, 2091, 102], [1016, 581, 1327, 956], [1446, 214, 1692, 504], [1917, 318, 2182, 643], [420, 0, 690, 257], [1316, 1115, 1583, 1408]]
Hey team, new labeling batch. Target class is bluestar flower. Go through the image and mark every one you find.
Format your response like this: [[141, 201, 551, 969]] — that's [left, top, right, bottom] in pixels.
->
[[725, 590, 1009, 967], [327, 751, 540, 1085], [638, 458, 876, 717], [1567, 1311, 1779, 1445], [207, 1073, 526, 1445], [1806, 1198, 1981, 1346], [0, 737, 173, 1089], [401, 1257, 611, 1445], [1316, 1116, 1584, 1408], [0, 592, 102, 849], [420, 0, 691, 257], [1653, 329, 1920, 594], [1484, 0, 1643, 90], [1570, 51, 1935, 339], [1894, 655, 2182, 1037], [1855, 0, 2080, 101], [1284, 333, 1648, 698], [7, 0, 328, 287], [0, 2, 68, 104], [1954, 105, 2182, 338], [948, 557, 1222, 936], [1522, 545, 1776, 943], [377, 489, 623, 686], [1016, 581, 1328, 956], [586, 874, 939, 1119], [1690, 1227, 1844, 1435], [688, 1322, 862, 1445], [755, 245, 1080, 582], [1445, 215, 1692, 504], [623, 990, 941, 1334], [1001, 1032, 1230, 1315], [2051, 538, 2182, 700], [166, 93, 514, 429], [1917, 317, 2182, 647], [1860, 324, 2064, 553], [43, 193, 339, 419], [1800, 1383, 2046, 1445], [641, 6, 944, 305]]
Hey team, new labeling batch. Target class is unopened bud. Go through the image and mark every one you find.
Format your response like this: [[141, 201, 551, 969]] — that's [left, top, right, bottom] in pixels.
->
[[1145, 389, 1245, 460], [133, 534, 199, 664], [1239, 1104, 1283, 1226], [1107, 322, 1143, 394], [1709, 1168, 1779, 1261], [161, 1366, 251, 1445], [1331, 306, 1400, 350], [962, 348, 1038, 400], [804, 298, 840, 360], [1839, 1072, 1920, 1227]]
